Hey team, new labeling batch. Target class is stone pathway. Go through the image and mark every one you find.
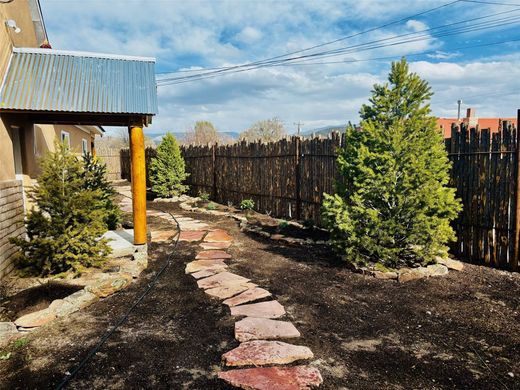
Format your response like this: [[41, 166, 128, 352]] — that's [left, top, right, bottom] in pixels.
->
[[180, 218, 323, 389]]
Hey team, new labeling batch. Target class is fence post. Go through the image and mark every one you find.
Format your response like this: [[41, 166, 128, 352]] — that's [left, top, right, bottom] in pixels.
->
[[514, 109, 520, 271], [295, 136, 301, 220], [212, 144, 217, 200]]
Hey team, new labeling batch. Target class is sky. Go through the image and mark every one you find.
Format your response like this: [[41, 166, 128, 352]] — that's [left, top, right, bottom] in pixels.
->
[[40, 0, 520, 135]]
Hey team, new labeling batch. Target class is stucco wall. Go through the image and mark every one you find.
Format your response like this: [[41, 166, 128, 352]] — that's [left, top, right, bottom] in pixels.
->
[[0, 180, 25, 279]]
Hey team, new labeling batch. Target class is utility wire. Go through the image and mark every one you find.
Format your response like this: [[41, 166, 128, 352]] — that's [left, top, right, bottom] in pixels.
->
[[156, 10, 520, 85]]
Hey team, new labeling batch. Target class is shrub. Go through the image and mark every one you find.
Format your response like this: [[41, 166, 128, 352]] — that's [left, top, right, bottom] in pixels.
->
[[82, 153, 121, 230], [240, 199, 255, 211], [322, 59, 461, 269], [207, 202, 217, 210], [11, 143, 111, 276], [198, 191, 210, 202], [278, 220, 289, 230], [149, 133, 189, 197]]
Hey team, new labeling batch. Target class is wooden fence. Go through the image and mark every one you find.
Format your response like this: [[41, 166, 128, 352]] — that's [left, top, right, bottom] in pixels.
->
[[96, 146, 122, 181], [446, 121, 519, 271], [115, 113, 520, 271]]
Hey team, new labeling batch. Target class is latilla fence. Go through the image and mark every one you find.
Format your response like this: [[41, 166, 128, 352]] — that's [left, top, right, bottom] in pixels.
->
[[116, 116, 520, 271]]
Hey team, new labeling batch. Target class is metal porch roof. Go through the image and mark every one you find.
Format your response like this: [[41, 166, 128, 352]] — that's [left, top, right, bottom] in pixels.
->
[[0, 48, 158, 115]]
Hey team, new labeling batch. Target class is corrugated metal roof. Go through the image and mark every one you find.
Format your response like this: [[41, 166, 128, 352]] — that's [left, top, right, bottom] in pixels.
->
[[0, 48, 158, 115]]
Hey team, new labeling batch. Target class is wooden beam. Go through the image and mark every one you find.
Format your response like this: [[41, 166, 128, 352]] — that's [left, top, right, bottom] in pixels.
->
[[514, 109, 520, 271], [129, 125, 147, 245]]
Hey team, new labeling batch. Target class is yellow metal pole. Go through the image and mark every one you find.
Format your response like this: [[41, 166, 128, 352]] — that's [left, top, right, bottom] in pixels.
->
[[129, 125, 147, 245]]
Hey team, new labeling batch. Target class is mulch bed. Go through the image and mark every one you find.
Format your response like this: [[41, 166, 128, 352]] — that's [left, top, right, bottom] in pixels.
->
[[1, 201, 519, 389]]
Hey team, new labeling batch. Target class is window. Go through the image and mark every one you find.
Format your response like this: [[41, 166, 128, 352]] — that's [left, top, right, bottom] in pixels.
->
[[61, 131, 70, 148], [82, 139, 88, 155]]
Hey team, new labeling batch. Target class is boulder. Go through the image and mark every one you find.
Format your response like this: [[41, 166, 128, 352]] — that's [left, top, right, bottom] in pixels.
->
[[0, 322, 18, 347], [15, 308, 56, 328]]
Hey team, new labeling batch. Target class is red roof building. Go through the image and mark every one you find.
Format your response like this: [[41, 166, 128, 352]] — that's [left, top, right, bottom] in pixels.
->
[[437, 108, 517, 138]]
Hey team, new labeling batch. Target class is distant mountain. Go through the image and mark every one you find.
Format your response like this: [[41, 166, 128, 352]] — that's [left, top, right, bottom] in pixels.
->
[[301, 124, 348, 137]]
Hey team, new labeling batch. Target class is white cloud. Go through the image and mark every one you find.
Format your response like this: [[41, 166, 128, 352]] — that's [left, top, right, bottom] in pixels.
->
[[406, 20, 428, 32], [235, 27, 263, 44]]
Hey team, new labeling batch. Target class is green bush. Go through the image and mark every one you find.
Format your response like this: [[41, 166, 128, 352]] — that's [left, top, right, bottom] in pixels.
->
[[11, 143, 111, 276], [322, 59, 461, 269], [240, 199, 255, 211], [82, 153, 121, 230], [207, 202, 217, 210], [198, 191, 210, 202], [278, 220, 289, 230], [149, 133, 189, 197]]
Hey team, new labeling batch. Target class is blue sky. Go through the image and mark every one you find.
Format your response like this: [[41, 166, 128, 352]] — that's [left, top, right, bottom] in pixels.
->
[[40, 0, 520, 134]]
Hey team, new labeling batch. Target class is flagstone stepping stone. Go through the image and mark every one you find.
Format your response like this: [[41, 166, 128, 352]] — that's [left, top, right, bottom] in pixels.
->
[[185, 260, 228, 274], [179, 221, 209, 230], [196, 250, 231, 260], [191, 268, 223, 279], [222, 340, 314, 367], [218, 365, 323, 390], [205, 283, 257, 300], [223, 287, 272, 307], [200, 241, 232, 250], [197, 272, 250, 290], [204, 229, 233, 242], [235, 317, 301, 342], [15, 308, 56, 328], [230, 300, 286, 319], [151, 230, 176, 242], [179, 230, 206, 242]]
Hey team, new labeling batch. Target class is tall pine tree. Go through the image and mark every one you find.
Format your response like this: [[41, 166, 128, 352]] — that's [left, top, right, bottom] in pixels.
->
[[322, 59, 461, 269], [149, 133, 189, 197], [11, 143, 111, 276]]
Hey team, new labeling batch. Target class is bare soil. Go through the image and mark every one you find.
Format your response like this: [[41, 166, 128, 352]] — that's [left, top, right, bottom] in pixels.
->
[[1, 202, 520, 389]]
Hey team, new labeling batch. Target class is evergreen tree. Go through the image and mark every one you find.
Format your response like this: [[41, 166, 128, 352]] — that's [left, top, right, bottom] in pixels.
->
[[322, 59, 461, 269], [82, 153, 121, 230], [149, 133, 189, 197], [11, 143, 111, 276]]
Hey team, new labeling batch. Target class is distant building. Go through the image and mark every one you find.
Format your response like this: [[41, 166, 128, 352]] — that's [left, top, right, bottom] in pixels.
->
[[437, 108, 517, 138]]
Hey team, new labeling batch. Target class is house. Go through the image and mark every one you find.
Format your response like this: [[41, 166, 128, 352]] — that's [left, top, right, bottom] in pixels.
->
[[0, 0, 158, 279], [437, 108, 517, 138]]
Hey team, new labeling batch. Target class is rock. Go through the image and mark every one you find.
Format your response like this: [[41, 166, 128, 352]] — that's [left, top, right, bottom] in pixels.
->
[[196, 250, 232, 260], [271, 234, 285, 240], [218, 365, 323, 390], [223, 287, 272, 307], [0, 322, 18, 347], [199, 241, 232, 250], [436, 257, 464, 271], [197, 272, 250, 290], [185, 260, 228, 274], [223, 340, 314, 367], [48, 299, 78, 317], [191, 269, 222, 279], [425, 263, 449, 277], [86, 275, 131, 298], [235, 317, 301, 342], [64, 289, 99, 310], [15, 308, 56, 328], [151, 230, 176, 243], [372, 271, 398, 280], [205, 283, 257, 300], [398, 268, 425, 283], [179, 230, 207, 242], [204, 229, 233, 243], [231, 300, 286, 319]]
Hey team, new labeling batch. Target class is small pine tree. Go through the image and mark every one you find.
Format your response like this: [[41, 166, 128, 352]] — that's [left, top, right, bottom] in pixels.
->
[[322, 59, 461, 269], [11, 143, 111, 276], [82, 153, 121, 230], [149, 133, 189, 197]]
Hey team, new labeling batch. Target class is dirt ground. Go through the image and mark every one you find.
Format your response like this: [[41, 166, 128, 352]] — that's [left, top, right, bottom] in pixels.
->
[[1, 202, 520, 389]]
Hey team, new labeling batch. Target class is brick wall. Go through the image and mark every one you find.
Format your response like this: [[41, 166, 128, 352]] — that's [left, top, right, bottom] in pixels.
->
[[0, 180, 25, 279]]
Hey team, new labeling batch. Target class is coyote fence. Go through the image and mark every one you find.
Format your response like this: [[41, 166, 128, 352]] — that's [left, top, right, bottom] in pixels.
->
[[118, 114, 520, 271], [96, 146, 122, 181]]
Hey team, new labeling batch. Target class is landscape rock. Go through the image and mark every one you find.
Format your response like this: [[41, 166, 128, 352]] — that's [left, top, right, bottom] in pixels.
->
[[196, 250, 232, 260], [14, 308, 56, 328], [200, 241, 232, 250], [425, 263, 449, 277], [398, 268, 425, 283], [223, 287, 272, 307], [235, 317, 301, 342], [197, 272, 250, 290], [436, 257, 464, 271], [223, 340, 314, 367], [179, 230, 207, 242], [231, 300, 286, 319], [0, 322, 18, 347], [218, 365, 323, 390], [204, 229, 233, 242], [151, 230, 176, 243], [48, 299, 78, 317], [271, 234, 285, 240], [64, 289, 99, 310], [86, 275, 131, 298], [205, 283, 257, 300], [185, 260, 228, 274], [191, 269, 222, 279], [372, 271, 398, 280]]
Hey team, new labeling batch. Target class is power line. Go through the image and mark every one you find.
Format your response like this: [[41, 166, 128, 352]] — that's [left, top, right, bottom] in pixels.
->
[[460, 0, 520, 5], [156, 9, 520, 85]]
